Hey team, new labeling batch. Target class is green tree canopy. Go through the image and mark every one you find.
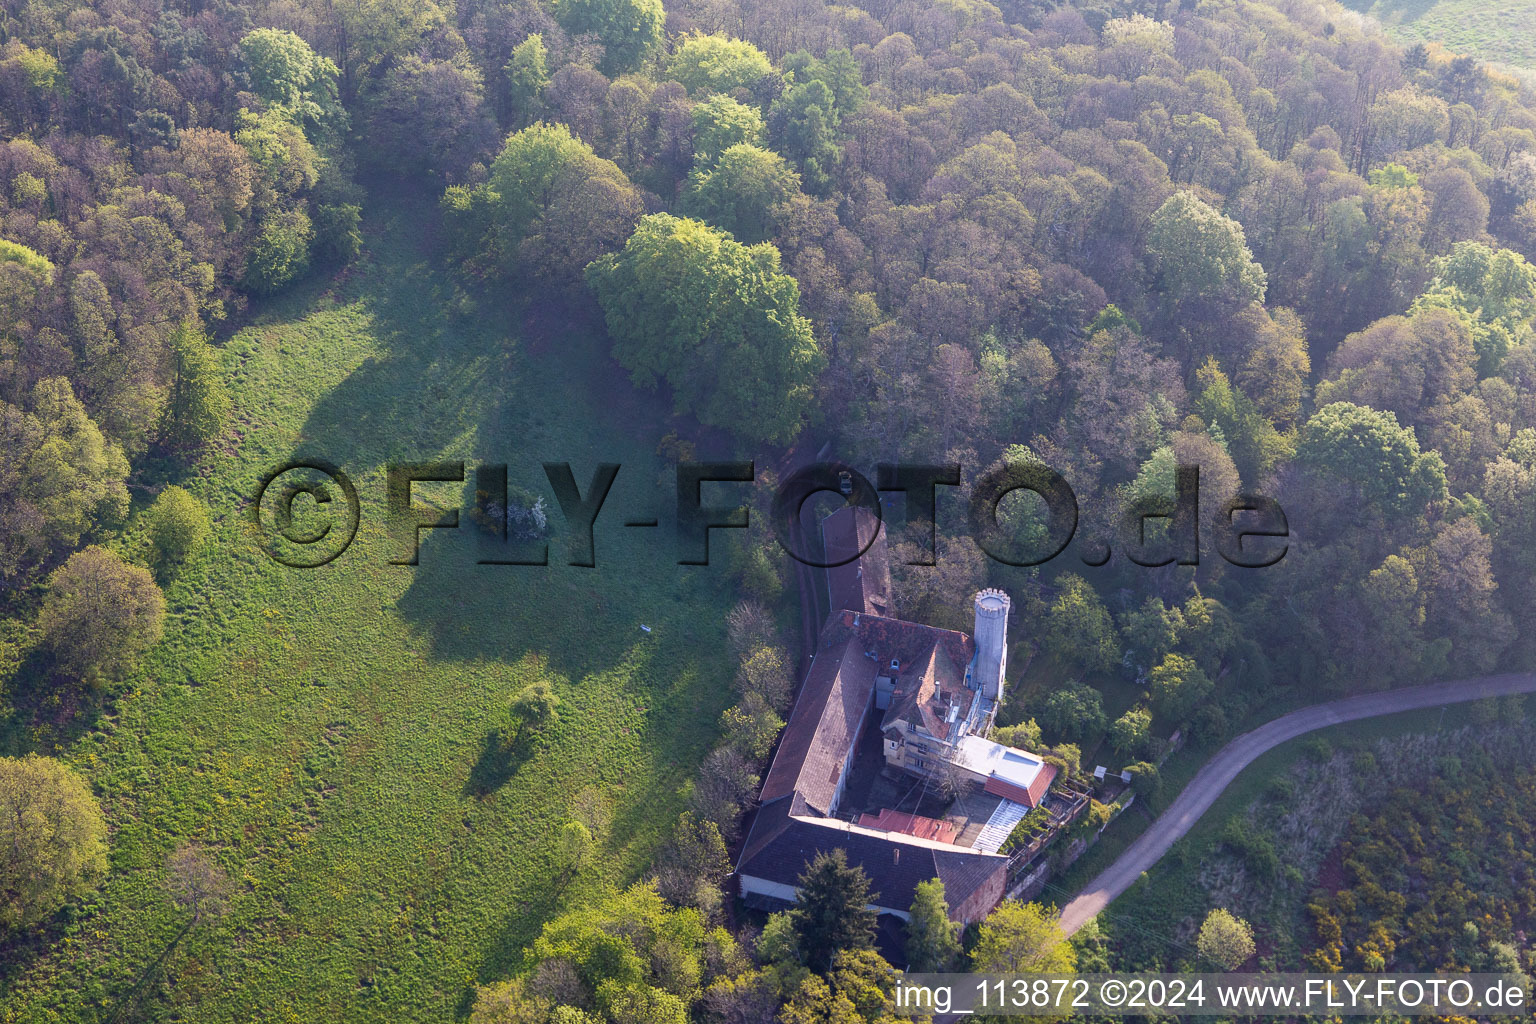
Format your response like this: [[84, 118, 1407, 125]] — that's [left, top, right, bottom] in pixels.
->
[[0, 376, 130, 583], [586, 213, 824, 444], [507, 679, 560, 746], [527, 882, 714, 1017], [665, 33, 775, 97], [690, 94, 766, 163], [905, 878, 961, 972], [244, 206, 313, 294], [160, 320, 231, 450], [1411, 242, 1536, 376], [1147, 191, 1267, 316], [1147, 652, 1213, 723], [1041, 574, 1120, 675], [0, 237, 54, 279], [680, 143, 800, 244], [769, 50, 865, 194], [554, 0, 665, 75], [789, 849, 878, 973], [144, 485, 212, 574], [1038, 681, 1107, 742], [1193, 356, 1289, 481], [237, 28, 345, 143], [235, 107, 319, 200], [478, 122, 645, 283], [970, 901, 1076, 973], [504, 34, 549, 127], [1108, 707, 1152, 756], [1197, 907, 1256, 969], [1118, 596, 1185, 676], [0, 755, 108, 930], [489, 121, 597, 242], [40, 545, 165, 686], [1296, 402, 1448, 520]]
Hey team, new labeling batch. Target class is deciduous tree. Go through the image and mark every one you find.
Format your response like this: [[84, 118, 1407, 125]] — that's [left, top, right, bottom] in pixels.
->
[[0, 377, 129, 583], [481, 122, 644, 283], [1109, 707, 1152, 757], [1041, 574, 1120, 675], [160, 321, 230, 451], [1148, 652, 1212, 723], [1197, 908, 1256, 969], [665, 34, 774, 97], [555, 0, 665, 75], [690, 94, 766, 163], [1038, 682, 1106, 743], [970, 901, 1075, 973], [1296, 402, 1448, 522], [0, 755, 108, 930], [586, 213, 824, 444], [507, 680, 561, 747], [363, 57, 497, 178], [680, 143, 799, 243], [166, 844, 233, 924], [40, 545, 165, 686], [143, 485, 211, 574]]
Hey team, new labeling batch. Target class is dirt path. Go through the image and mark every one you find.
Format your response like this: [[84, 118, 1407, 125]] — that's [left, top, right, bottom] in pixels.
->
[[1058, 671, 1536, 935]]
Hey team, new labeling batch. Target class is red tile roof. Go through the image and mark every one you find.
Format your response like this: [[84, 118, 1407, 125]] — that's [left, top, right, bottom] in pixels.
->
[[857, 809, 960, 844], [983, 762, 1057, 808]]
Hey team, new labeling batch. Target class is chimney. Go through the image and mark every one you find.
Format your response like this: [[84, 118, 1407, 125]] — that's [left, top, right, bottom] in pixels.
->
[[972, 589, 1010, 703]]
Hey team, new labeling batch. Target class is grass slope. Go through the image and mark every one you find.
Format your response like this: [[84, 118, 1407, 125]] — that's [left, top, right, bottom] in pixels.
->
[[0, 190, 736, 1023], [1344, 0, 1536, 69]]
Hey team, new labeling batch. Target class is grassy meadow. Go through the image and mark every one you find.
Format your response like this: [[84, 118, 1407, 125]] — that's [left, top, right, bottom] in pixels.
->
[[0, 191, 739, 1023], [1345, 0, 1536, 69]]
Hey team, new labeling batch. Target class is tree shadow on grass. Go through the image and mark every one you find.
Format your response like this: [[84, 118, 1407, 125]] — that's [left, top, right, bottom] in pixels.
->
[[1336, 0, 1440, 21], [285, 186, 648, 686], [287, 228, 505, 472], [0, 906, 76, 997], [0, 647, 110, 757], [461, 729, 550, 797], [268, 182, 743, 996]]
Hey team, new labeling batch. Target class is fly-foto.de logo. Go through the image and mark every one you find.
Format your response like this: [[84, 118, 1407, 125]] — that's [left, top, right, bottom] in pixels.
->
[[250, 460, 1289, 570]]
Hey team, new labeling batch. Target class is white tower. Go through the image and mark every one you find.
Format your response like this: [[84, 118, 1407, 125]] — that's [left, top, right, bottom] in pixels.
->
[[972, 588, 1010, 702]]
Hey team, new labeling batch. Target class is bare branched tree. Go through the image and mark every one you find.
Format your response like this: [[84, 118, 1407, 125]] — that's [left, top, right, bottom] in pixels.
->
[[165, 844, 233, 925]]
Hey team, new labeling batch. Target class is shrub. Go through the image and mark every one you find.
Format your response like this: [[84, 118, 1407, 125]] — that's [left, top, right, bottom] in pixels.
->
[[144, 485, 212, 573]]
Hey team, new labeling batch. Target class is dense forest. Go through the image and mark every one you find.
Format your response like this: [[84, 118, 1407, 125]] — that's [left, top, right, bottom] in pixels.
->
[[3, 0, 1536, 1018]]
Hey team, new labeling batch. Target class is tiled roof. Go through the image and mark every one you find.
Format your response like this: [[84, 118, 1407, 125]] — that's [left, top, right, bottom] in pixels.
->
[[758, 631, 879, 814], [983, 764, 1057, 808], [737, 810, 1006, 916], [824, 507, 892, 617], [879, 641, 974, 742], [856, 809, 960, 844], [956, 735, 1058, 808], [758, 610, 974, 815], [737, 510, 1010, 928]]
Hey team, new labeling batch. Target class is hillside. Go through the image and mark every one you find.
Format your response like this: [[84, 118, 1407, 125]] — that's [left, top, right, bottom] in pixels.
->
[[0, 193, 736, 1023]]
